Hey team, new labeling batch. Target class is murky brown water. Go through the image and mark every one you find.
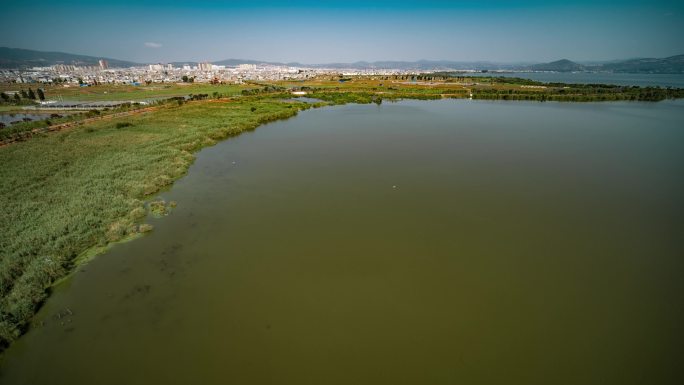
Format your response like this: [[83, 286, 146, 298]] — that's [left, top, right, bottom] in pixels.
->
[[2, 100, 683, 385]]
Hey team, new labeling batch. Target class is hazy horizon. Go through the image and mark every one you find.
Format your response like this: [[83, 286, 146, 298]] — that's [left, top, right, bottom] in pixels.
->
[[2, 0, 684, 64], [4, 45, 684, 66]]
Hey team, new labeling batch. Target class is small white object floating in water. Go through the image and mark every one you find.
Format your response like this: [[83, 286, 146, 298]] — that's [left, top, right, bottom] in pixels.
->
[[392, 185, 397, 189], [232, 161, 236, 165]]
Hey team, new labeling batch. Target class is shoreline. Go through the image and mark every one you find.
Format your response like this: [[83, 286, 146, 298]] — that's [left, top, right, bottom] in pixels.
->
[[0, 96, 315, 351], [1, 78, 684, 352]]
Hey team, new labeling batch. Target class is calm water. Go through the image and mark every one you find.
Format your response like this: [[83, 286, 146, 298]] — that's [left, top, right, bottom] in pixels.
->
[[467, 72, 684, 88], [0, 113, 56, 125], [2, 100, 684, 385]]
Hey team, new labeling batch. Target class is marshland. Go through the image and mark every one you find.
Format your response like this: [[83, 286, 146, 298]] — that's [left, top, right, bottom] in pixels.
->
[[1, 77, 684, 384]]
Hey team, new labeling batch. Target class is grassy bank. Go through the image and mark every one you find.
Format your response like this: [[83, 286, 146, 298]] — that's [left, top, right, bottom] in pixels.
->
[[0, 97, 313, 349]]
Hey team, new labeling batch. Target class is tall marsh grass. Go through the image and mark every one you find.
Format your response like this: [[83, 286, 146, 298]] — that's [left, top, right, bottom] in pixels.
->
[[0, 98, 308, 349]]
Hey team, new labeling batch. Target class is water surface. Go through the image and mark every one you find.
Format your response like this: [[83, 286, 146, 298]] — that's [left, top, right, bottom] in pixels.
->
[[2, 99, 683, 385], [0, 113, 59, 125]]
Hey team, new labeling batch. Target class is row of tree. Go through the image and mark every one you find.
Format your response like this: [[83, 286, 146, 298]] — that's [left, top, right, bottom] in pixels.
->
[[0, 88, 45, 104]]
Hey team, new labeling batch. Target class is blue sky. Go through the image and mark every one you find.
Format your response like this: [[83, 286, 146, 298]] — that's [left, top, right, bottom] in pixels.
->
[[1, 1, 683, 63]]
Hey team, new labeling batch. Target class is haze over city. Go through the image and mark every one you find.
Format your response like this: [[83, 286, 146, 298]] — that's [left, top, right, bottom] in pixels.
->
[[2, 0, 683, 64]]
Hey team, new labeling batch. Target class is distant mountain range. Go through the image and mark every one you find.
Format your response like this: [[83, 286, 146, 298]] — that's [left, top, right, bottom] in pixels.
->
[[525, 55, 684, 74], [597, 55, 684, 73], [2, 47, 683, 74], [0, 47, 140, 69], [528, 59, 585, 72]]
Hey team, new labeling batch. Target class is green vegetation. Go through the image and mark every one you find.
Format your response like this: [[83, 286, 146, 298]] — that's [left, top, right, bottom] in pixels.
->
[[0, 103, 150, 142], [241, 84, 287, 95], [417, 74, 684, 101], [0, 97, 314, 350], [115, 122, 134, 129], [1, 75, 683, 352], [470, 84, 684, 102], [0, 90, 38, 108], [0, 83, 248, 102], [307, 91, 377, 104], [277, 75, 684, 102], [148, 199, 177, 217]]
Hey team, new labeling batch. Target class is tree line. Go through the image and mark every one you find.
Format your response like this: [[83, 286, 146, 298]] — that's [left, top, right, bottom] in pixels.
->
[[0, 87, 45, 104]]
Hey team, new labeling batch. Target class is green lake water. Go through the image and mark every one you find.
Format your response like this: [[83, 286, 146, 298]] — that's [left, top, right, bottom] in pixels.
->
[[1, 99, 683, 384]]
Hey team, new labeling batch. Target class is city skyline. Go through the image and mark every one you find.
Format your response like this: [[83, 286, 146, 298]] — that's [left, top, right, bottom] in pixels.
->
[[2, 1, 683, 64]]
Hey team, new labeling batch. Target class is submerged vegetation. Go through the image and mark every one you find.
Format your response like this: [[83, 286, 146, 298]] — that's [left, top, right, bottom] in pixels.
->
[[1, 75, 683, 351], [148, 199, 177, 217]]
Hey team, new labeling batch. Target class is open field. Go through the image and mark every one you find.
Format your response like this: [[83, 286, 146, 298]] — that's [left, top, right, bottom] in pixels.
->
[[3, 75, 681, 110], [275, 75, 684, 101], [1, 76, 683, 352], [0, 83, 250, 102], [0, 106, 27, 113]]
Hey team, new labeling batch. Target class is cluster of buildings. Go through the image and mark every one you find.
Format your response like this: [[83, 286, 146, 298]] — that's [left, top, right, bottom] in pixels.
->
[[0, 60, 426, 86]]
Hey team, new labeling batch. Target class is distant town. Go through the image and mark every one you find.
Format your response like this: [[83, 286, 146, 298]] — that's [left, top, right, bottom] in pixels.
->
[[0, 60, 446, 88], [2, 47, 682, 89]]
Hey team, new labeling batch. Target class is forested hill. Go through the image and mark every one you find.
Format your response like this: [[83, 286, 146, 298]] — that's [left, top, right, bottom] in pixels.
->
[[597, 55, 684, 74], [528, 59, 585, 72]]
